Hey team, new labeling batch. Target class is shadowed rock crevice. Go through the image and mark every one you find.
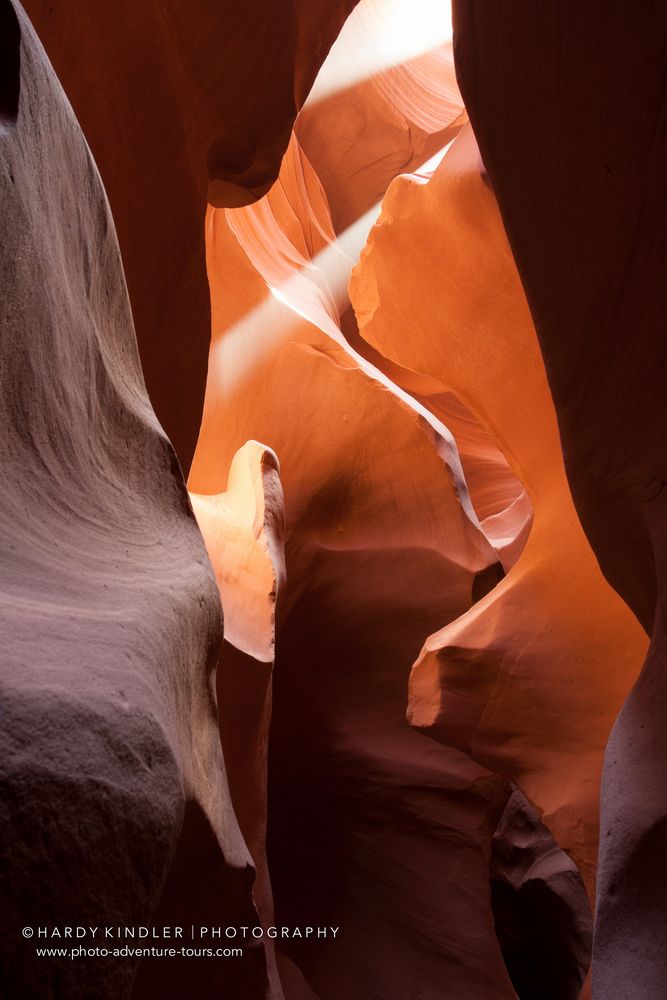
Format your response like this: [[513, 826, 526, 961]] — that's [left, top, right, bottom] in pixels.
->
[[490, 791, 593, 1000], [0, 0, 20, 133], [131, 800, 267, 1000], [472, 561, 505, 603]]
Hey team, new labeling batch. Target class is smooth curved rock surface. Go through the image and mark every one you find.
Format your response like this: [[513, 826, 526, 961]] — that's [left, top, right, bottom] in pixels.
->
[[350, 123, 647, 906], [0, 6, 265, 998], [450, 4, 667, 995], [22, 0, 360, 470], [5, 1, 655, 997], [414, 390, 531, 574], [188, 109, 524, 997], [191, 440, 286, 999], [297, 0, 465, 234], [295, 0, 534, 578], [191, 441, 285, 665]]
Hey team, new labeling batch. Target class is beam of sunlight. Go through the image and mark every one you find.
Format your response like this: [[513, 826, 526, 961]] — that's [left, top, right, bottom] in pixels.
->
[[209, 288, 293, 399], [210, 138, 481, 530], [211, 136, 458, 402], [307, 0, 453, 106], [411, 137, 457, 181]]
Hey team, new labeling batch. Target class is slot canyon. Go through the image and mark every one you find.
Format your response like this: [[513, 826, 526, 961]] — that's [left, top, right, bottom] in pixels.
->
[[1, 1, 666, 998]]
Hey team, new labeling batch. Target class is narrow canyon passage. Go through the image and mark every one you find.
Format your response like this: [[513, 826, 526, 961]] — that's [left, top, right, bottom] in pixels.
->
[[187, 2, 645, 997], [1, 2, 664, 1000]]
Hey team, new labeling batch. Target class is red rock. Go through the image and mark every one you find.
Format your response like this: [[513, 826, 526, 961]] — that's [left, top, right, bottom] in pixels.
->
[[191, 442, 284, 666], [5, 0, 657, 996], [296, 0, 465, 234], [22, 0, 360, 470], [188, 119, 521, 997], [0, 5, 266, 997], [450, 4, 667, 995], [350, 123, 647, 911]]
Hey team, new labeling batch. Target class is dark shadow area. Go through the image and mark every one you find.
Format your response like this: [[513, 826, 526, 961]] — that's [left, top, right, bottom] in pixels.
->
[[472, 561, 505, 603], [492, 878, 590, 999], [266, 540, 511, 999], [131, 799, 267, 1000], [491, 791, 593, 1000], [0, 0, 20, 134]]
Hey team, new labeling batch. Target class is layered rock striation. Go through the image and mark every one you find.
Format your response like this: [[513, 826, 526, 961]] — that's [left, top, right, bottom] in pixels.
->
[[22, 0, 361, 469], [0, 5, 266, 997], [2, 1, 661, 998]]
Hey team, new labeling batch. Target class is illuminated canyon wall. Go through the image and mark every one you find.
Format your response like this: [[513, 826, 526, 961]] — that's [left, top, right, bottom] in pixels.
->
[[1, 1, 665, 999], [450, 5, 667, 997]]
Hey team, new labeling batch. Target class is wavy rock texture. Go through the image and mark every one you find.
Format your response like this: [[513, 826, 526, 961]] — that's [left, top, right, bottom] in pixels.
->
[[186, 5, 605, 992], [292, 1, 530, 575], [296, 0, 466, 234], [450, 4, 667, 996], [3, 1, 660, 999], [0, 5, 266, 998], [349, 124, 648, 914], [420, 392, 532, 574], [22, 0, 360, 470], [187, 109, 530, 998], [191, 441, 285, 998]]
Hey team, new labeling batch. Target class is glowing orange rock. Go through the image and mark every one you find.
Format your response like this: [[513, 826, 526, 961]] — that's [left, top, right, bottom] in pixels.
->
[[350, 124, 648, 907], [191, 441, 284, 665], [291, 6, 532, 573], [450, 6, 667, 996], [191, 440, 285, 998], [296, 0, 466, 233], [188, 125, 526, 998], [191, 130, 498, 584]]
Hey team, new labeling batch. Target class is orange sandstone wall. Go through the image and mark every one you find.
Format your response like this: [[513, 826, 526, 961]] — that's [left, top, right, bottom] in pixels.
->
[[451, 4, 667, 996], [350, 124, 648, 906]]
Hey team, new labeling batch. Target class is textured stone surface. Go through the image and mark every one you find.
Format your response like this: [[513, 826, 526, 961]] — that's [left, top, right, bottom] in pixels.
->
[[350, 123, 647, 909], [0, 5, 265, 997], [22, 0, 360, 470], [188, 110, 520, 999], [449, 4, 667, 996], [296, 0, 465, 234], [4, 1, 660, 997], [191, 442, 284, 665]]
